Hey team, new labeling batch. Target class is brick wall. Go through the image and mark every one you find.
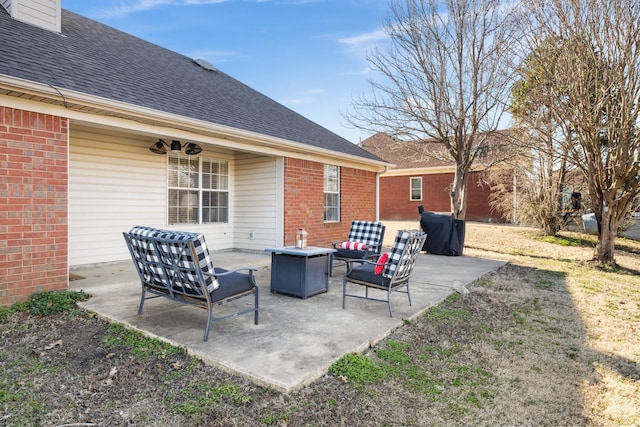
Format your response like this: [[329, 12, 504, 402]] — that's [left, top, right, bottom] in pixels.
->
[[0, 106, 68, 306], [283, 158, 377, 247], [379, 171, 500, 222]]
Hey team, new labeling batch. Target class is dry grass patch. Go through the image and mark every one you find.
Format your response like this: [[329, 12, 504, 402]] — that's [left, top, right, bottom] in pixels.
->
[[463, 223, 640, 425]]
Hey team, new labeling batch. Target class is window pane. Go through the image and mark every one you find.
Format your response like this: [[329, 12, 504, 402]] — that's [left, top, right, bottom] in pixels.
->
[[324, 207, 339, 222], [167, 156, 179, 187], [168, 189, 198, 224], [172, 157, 198, 189], [202, 160, 212, 189], [202, 159, 228, 190], [202, 190, 229, 223], [324, 164, 339, 192], [410, 177, 422, 200], [323, 165, 340, 221], [167, 155, 229, 224], [324, 193, 339, 221], [219, 174, 228, 190], [168, 189, 179, 224]]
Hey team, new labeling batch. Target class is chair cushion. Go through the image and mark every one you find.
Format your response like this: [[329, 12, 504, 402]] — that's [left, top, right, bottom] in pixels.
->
[[347, 263, 391, 287], [209, 268, 255, 302], [334, 248, 374, 261], [374, 252, 389, 275], [173, 268, 253, 301], [337, 241, 371, 251], [347, 220, 384, 248], [126, 226, 219, 292], [382, 230, 412, 279]]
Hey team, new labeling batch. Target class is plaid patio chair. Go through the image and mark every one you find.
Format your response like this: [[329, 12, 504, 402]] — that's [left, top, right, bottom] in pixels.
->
[[330, 220, 386, 276], [123, 226, 259, 341], [342, 229, 427, 317]]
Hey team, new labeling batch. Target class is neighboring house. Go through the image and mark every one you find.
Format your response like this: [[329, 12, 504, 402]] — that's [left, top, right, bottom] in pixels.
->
[[361, 132, 505, 222], [0, 0, 390, 305]]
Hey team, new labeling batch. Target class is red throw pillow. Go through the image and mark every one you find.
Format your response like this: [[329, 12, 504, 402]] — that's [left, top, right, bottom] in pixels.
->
[[339, 241, 370, 251], [374, 252, 389, 275]]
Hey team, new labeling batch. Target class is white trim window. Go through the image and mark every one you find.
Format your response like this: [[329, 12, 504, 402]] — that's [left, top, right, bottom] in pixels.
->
[[324, 164, 340, 222], [168, 155, 229, 224], [410, 177, 422, 201]]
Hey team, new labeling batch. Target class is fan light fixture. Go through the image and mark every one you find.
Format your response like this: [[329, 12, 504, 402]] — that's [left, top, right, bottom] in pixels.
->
[[149, 139, 202, 155]]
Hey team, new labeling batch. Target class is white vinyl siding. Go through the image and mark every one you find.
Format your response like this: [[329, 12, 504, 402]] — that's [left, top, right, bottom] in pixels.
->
[[69, 129, 167, 266], [233, 154, 281, 250]]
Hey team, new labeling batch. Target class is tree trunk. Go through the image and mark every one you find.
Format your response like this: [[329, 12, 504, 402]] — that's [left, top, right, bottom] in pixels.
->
[[542, 218, 560, 236], [595, 207, 616, 265], [451, 164, 469, 220]]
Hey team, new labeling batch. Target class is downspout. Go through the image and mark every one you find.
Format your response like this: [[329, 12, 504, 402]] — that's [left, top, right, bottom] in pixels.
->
[[512, 168, 517, 224], [376, 166, 388, 221]]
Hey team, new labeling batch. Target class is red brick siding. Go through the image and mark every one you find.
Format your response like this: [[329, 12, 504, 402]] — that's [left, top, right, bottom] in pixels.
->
[[0, 107, 68, 306], [379, 171, 499, 222], [466, 173, 497, 221], [283, 158, 377, 247]]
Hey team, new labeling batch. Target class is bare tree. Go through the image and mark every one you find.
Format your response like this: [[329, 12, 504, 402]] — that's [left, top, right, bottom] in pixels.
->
[[488, 39, 576, 235], [519, 0, 640, 265], [347, 0, 517, 219]]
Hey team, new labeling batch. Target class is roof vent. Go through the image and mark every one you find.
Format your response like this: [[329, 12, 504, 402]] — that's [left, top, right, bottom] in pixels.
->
[[4, 0, 62, 33], [194, 58, 216, 72]]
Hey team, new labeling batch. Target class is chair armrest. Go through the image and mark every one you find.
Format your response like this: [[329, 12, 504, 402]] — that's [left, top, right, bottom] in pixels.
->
[[344, 257, 389, 275], [343, 258, 378, 266], [202, 267, 257, 277], [363, 250, 380, 259]]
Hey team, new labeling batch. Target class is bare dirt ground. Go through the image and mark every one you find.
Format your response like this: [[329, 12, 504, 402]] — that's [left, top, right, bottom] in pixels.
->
[[2, 222, 639, 426]]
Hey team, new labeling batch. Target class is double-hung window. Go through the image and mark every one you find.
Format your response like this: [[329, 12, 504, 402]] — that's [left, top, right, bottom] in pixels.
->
[[410, 177, 422, 201], [167, 155, 229, 224], [324, 164, 340, 222]]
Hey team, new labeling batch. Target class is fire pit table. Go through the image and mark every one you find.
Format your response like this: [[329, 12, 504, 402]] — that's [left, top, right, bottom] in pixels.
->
[[264, 246, 336, 299]]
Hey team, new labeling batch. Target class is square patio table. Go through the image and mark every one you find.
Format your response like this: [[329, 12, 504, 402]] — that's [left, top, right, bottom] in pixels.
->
[[264, 246, 336, 299]]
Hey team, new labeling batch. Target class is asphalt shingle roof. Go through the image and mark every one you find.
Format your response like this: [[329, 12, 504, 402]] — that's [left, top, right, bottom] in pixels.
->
[[361, 131, 513, 169], [0, 8, 383, 162], [361, 133, 453, 169]]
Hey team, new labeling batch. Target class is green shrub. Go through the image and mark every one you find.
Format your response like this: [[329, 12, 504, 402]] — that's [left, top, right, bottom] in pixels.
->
[[0, 306, 12, 322], [328, 353, 385, 385], [104, 323, 187, 359], [14, 290, 89, 316]]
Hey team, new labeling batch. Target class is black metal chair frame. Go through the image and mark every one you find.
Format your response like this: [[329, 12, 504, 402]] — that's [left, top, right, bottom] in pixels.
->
[[342, 230, 427, 317], [123, 227, 259, 341]]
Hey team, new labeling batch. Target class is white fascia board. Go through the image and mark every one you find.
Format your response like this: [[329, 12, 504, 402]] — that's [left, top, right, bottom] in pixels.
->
[[382, 163, 489, 177], [0, 75, 390, 172], [382, 166, 457, 176]]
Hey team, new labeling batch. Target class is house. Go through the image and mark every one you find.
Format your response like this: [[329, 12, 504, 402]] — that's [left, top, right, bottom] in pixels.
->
[[0, 0, 390, 306], [361, 132, 506, 222]]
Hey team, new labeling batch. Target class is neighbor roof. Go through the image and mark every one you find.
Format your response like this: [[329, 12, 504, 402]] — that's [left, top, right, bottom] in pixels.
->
[[0, 8, 383, 162], [361, 131, 512, 170], [361, 133, 452, 169]]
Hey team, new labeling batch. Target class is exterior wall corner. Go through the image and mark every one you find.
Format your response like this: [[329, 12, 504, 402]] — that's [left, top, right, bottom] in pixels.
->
[[0, 106, 68, 306]]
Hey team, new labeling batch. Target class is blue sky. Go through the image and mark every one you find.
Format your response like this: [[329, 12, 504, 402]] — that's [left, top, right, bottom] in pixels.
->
[[60, 0, 390, 144]]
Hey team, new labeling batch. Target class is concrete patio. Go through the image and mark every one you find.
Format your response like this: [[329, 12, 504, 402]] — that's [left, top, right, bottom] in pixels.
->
[[69, 250, 505, 393]]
